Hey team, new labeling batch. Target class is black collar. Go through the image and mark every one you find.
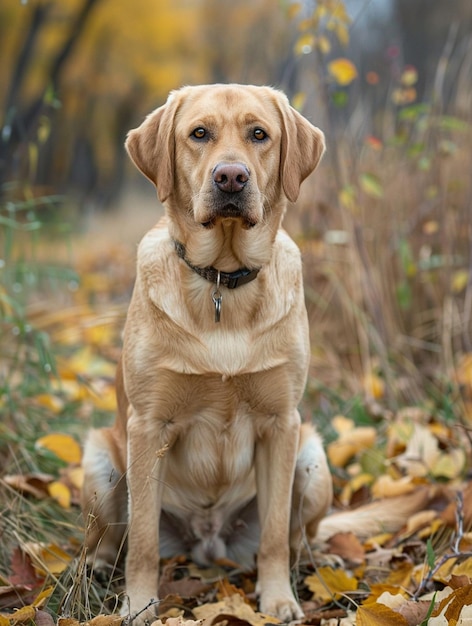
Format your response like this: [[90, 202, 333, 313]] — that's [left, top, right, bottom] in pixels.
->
[[174, 240, 260, 289]]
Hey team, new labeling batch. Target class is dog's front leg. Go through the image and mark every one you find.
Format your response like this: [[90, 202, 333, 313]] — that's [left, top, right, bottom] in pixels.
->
[[123, 414, 168, 625], [256, 410, 303, 622]]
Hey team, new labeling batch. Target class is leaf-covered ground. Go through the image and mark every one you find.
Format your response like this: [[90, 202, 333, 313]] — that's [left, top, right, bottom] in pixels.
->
[[2, 235, 472, 626]]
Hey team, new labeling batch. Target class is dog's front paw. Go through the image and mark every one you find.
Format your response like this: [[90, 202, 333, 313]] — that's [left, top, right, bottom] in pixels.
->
[[259, 588, 304, 622]]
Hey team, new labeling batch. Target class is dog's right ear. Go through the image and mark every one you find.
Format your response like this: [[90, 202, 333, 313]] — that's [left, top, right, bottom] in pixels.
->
[[125, 93, 178, 203]]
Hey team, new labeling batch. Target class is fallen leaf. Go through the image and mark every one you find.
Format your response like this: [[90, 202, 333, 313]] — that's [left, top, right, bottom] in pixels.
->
[[193, 595, 279, 626], [2, 473, 53, 500], [88, 615, 124, 626], [216, 579, 249, 602], [371, 475, 416, 499], [57, 618, 80, 626], [327, 426, 377, 467], [305, 566, 357, 603], [48, 481, 71, 509], [152, 618, 200, 626], [35, 433, 82, 464], [23, 543, 72, 576], [430, 583, 472, 623], [397, 599, 432, 625], [326, 533, 365, 564], [356, 603, 408, 626], [395, 424, 440, 477], [9, 547, 40, 586], [9, 605, 36, 625]]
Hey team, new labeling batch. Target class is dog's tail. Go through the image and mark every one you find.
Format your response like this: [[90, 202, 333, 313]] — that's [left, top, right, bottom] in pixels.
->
[[316, 487, 438, 543]]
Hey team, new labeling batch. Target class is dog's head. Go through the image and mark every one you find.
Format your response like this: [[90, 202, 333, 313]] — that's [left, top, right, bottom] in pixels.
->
[[126, 85, 324, 268]]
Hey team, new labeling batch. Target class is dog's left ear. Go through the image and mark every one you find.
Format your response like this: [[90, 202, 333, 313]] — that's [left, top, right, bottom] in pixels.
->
[[279, 102, 325, 203], [125, 92, 179, 203]]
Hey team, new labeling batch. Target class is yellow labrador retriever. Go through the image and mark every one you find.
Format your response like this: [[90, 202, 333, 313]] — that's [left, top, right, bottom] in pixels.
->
[[81, 84, 429, 623], [82, 84, 329, 622]]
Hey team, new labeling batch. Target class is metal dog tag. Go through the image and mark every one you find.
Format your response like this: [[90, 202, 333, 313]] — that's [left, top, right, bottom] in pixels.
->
[[212, 271, 222, 323]]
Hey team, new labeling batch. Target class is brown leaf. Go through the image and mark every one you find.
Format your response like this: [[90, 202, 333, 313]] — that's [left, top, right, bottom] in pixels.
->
[[152, 618, 201, 626], [57, 618, 80, 626], [356, 603, 408, 626], [431, 583, 472, 622], [397, 600, 432, 626], [2, 474, 53, 500], [449, 573, 471, 589], [211, 614, 252, 626], [9, 548, 42, 587], [87, 615, 123, 626], [216, 580, 248, 603], [193, 595, 280, 626], [326, 532, 365, 565], [0, 586, 40, 611], [158, 577, 212, 599]]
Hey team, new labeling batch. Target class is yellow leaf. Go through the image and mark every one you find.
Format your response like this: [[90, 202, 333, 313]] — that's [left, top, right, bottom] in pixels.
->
[[0, 616, 10, 626], [401, 66, 418, 86], [294, 33, 315, 56], [67, 466, 84, 490], [340, 472, 374, 506], [327, 426, 376, 467], [24, 542, 72, 576], [452, 269, 468, 294], [88, 384, 117, 412], [32, 586, 54, 608], [306, 566, 357, 603], [363, 373, 385, 399], [457, 353, 472, 388], [451, 556, 472, 579], [432, 448, 465, 480], [317, 35, 331, 54], [36, 433, 82, 464], [10, 605, 36, 625], [372, 475, 416, 498], [34, 393, 64, 413], [405, 510, 437, 534], [193, 594, 280, 626], [328, 58, 358, 86], [68, 346, 115, 377], [291, 91, 306, 112], [48, 481, 71, 509], [363, 533, 394, 550], [356, 603, 408, 626], [335, 22, 349, 46], [385, 562, 414, 588], [332, 415, 355, 434], [88, 616, 124, 626]]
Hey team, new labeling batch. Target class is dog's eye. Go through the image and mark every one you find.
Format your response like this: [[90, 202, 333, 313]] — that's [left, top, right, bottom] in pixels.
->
[[191, 127, 207, 140], [253, 128, 267, 141]]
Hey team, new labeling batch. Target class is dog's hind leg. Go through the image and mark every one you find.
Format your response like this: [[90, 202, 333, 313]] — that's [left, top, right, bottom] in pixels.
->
[[290, 423, 332, 556], [81, 428, 128, 570]]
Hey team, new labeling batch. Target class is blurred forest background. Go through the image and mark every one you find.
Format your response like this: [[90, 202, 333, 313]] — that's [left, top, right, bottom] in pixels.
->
[[1, 0, 472, 417]]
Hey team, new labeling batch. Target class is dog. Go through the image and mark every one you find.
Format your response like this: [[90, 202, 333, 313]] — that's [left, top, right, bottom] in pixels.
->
[[81, 84, 430, 624]]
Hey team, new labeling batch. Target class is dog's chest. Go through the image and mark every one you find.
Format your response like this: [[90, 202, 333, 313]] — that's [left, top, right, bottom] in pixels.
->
[[156, 370, 291, 511]]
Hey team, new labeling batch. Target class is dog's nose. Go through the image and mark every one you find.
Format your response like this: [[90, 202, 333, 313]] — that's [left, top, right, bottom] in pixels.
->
[[212, 162, 249, 193]]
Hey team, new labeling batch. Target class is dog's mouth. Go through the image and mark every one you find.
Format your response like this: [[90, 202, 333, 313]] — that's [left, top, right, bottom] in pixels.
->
[[200, 204, 257, 229]]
